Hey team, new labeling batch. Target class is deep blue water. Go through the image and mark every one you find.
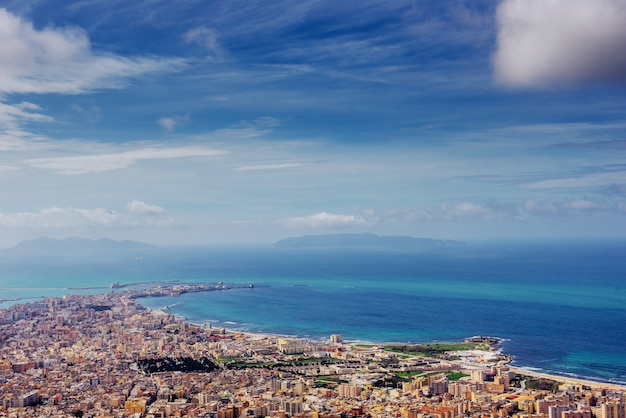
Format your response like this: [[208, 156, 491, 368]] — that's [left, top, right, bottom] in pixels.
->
[[1, 241, 625, 384]]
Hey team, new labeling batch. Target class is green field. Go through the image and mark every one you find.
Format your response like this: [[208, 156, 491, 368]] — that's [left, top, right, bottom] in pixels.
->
[[384, 341, 489, 358]]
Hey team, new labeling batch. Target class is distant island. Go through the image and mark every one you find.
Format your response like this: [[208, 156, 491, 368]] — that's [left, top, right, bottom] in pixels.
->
[[274, 233, 465, 249], [9, 237, 153, 251]]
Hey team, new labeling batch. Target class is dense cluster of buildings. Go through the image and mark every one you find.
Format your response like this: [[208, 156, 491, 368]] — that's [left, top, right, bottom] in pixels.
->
[[0, 289, 624, 418]]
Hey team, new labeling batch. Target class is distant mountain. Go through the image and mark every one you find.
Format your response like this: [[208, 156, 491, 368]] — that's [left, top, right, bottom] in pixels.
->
[[274, 233, 465, 249], [10, 237, 153, 251]]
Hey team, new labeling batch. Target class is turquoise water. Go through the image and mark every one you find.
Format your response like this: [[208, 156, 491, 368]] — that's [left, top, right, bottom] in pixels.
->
[[1, 241, 625, 384]]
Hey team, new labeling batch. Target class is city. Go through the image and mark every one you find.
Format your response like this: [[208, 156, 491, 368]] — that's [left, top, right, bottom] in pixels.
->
[[0, 287, 624, 418]]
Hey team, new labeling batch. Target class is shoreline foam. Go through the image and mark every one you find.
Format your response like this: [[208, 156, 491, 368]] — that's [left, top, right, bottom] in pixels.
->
[[508, 366, 626, 391], [141, 301, 625, 390]]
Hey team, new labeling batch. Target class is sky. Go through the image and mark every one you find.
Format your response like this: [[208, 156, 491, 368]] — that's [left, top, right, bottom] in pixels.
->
[[1, 0, 626, 247]]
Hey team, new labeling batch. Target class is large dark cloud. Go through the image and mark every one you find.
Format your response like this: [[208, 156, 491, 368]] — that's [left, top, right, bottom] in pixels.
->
[[493, 0, 626, 88]]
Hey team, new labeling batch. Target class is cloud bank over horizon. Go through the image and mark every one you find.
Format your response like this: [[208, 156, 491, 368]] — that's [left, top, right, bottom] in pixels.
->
[[0, 201, 169, 229]]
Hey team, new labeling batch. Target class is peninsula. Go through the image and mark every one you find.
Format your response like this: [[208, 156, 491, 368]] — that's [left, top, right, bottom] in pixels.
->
[[0, 285, 623, 418]]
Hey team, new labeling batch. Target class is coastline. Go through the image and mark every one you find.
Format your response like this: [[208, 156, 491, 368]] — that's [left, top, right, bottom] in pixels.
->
[[2, 282, 625, 391], [1, 288, 625, 417], [508, 366, 626, 391], [238, 326, 626, 390], [142, 302, 626, 391], [3, 242, 626, 392]]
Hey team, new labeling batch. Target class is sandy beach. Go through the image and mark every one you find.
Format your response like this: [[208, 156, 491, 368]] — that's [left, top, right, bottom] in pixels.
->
[[508, 366, 626, 391], [201, 314, 626, 391]]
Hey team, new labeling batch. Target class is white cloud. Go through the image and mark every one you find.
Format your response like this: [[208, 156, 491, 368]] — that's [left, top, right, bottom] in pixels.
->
[[525, 171, 626, 189], [493, 0, 626, 87], [0, 100, 55, 151], [0, 8, 186, 153], [522, 200, 558, 216], [71, 103, 101, 123], [0, 101, 53, 128], [440, 202, 493, 218], [0, 202, 170, 228], [280, 198, 625, 233], [0, 164, 19, 172], [365, 202, 518, 223], [0, 207, 120, 228], [523, 199, 610, 216], [207, 117, 281, 141], [0, 8, 185, 95], [283, 212, 368, 229], [157, 115, 189, 133], [563, 200, 605, 211], [360, 197, 626, 224], [183, 26, 227, 61], [125, 200, 167, 216], [237, 117, 281, 129], [24, 146, 227, 174], [157, 117, 177, 132], [0, 129, 46, 151], [235, 162, 307, 171]]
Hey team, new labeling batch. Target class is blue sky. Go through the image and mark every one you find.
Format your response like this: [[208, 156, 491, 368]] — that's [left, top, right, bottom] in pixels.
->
[[1, 0, 626, 246]]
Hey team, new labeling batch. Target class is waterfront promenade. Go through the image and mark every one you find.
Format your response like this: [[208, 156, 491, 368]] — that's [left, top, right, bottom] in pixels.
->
[[0, 286, 623, 417]]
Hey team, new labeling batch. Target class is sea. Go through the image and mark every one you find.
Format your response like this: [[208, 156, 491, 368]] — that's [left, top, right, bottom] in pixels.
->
[[0, 240, 625, 385]]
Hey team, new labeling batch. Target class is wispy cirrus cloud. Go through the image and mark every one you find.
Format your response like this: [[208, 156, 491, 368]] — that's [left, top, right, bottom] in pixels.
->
[[203, 117, 281, 141], [183, 26, 227, 61], [234, 162, 308, 171], [24, 146, 227, 174], [0, 102, 51, 124], [524, 170, 626, 189], [0, 101, 54, 150]]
